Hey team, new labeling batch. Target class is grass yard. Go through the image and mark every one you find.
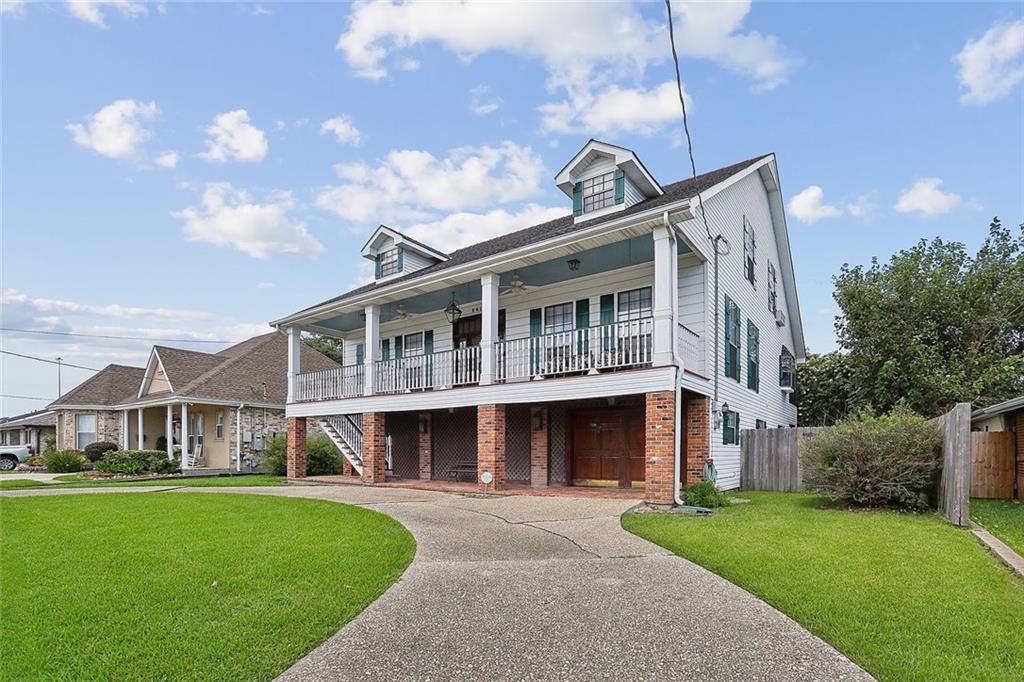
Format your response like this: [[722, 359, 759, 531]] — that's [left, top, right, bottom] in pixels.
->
[[623, 492, 1024, 681], [0, 493, 414, 680], [0, 474, 288, 491], [972, 498, 1024, 556]]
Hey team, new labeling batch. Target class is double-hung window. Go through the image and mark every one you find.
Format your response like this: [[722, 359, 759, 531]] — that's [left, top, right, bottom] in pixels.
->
[[189, 413, 205, 455], [743, 218, 757, 286], [780, 346, 796, 391], [747, 320, 760, 392], [75, 414, 97, 449], [544, 302, 574, 335], [767, 261, 778, 314], [581, 172, 616, 213], [617, 287, 652, 363], [215, 411, 224, 439], [379, 248, 400, 277], [724, 295, 741, 381], [617, 287, 652, 321], [543, 302, 574, 370], [722, 411, 740, 445], [403, 332, 424, 356]]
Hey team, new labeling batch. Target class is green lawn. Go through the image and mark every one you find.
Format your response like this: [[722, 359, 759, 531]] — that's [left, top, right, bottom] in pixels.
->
[[623, 492, 1024, 681], [972, 498, 1024, 556], [1, 493, 414, 680], [0, 474, 288, 491]]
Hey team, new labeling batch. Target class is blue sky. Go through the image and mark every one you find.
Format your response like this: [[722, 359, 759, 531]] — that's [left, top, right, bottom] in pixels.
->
[[2, 1, 1022, 417]]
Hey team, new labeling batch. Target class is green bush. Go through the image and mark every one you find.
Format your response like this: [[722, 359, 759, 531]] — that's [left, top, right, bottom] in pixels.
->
[[802, 404, 942, 510], [155, 436, 167, 453], [95, 450, 178, 475], [83, 441, 118, 462], [43, 450, 85, 473], [262, 434, 342, 476], [263, 434, 287, 476], [42, 434, 57, 455], [683, 480, 730, 508]]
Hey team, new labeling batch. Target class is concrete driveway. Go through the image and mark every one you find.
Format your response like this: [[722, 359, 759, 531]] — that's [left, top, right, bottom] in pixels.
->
[[2, 484, 871, 680]]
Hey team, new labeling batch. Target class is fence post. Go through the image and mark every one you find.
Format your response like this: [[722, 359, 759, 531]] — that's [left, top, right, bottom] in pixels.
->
[[936, 403, 972, 526]]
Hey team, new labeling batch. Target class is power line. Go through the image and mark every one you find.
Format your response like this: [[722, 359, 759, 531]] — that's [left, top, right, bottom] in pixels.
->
[[0, 394, 56, 401], [0, 350, 101, 372], [0, 327, 240, 344]]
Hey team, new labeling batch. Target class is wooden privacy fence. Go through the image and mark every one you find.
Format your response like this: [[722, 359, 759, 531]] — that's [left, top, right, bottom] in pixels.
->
[[934, 403, 972, 527], [740, 427, 824, 492], [970, 432, 1015, 498]]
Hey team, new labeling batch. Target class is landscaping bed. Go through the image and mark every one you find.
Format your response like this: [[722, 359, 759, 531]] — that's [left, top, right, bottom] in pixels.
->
[[0, 493, 415, 680], [623, 492, 1024, 681]]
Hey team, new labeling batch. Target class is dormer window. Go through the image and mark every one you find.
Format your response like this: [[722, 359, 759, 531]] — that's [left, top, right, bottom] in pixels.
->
[[377, 248, 401, 277], [582, 172, 616, 213], [557, 141, 663, 221]]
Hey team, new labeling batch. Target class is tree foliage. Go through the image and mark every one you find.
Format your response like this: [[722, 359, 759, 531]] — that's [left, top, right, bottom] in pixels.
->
[[831, 218, 1023, 417], [797, 352, 855, 426], [303, 334, 344, 365]]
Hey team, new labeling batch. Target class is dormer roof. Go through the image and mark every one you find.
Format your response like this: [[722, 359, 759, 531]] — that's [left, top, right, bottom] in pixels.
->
[[554, 139, 663, 199], [360, 225, 449, 262]]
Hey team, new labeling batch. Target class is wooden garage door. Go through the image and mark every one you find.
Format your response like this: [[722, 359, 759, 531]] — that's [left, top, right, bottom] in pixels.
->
[[571, 409, 644, 488]]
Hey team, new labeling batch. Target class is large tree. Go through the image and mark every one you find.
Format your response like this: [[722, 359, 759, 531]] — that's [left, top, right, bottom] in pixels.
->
[[830, 218, 1023, 417], [302, 334, 344, 365], [796, 352, 855, 426]]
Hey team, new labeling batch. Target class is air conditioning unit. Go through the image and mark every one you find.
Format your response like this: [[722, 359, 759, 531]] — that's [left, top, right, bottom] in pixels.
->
[[775, 308, 786, 327]]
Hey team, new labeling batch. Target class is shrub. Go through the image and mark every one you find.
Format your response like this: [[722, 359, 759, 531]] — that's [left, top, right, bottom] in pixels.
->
[[42, 434, 57, 455], [83, 441, 119, 462], [802, 405, 942, 510], [263, 435, 287, 476], [95, 450, 177, 475], [44, 450, 85, 473], [262, 434, 342, 476], [155, 436, 167, 453], [683, 480, 730, 508]]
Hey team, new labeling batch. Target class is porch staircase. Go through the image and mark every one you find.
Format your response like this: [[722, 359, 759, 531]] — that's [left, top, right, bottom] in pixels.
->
[[318, 415, 364, 475]]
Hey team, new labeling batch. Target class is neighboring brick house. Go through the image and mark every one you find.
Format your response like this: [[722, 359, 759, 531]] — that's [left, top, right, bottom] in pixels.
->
[[273, 140, 806, 504], [49, 332, 337, 470], [0, 409, 57, 454]]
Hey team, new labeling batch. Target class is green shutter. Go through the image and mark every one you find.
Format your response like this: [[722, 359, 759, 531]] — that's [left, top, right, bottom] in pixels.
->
[[724, 295, 734, 379], [614, 169, 625, 204], [575, 299, 590, 354], [735, 414, 740, 444], [424, 330, 434, 384], [599, 294, 615, 351], [529, 308, 542, 336], [396, 248, 404, 272], [355, 343, 364, 366], [572, 181, 583, 216], [722, 412, 733, 445], [394, 335, 403, 359], [374, 253, 382, 279], [747, 321, 759, 392], [529, 308, 542, 375], [381, 339, 389, 361]]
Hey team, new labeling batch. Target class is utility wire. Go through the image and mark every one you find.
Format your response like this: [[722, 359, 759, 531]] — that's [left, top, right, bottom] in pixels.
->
[[0, 327, 240, 344], [664, 0, 718, 246], [0, 350, 101, 372], [0, 394, 56, 401]]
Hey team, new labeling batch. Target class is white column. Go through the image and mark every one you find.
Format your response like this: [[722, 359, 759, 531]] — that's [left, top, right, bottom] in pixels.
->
[[480, 273, 500, 385], [652, 224, 676, 366], [165, 405, 173, 461], [121, 409, 129, 449], [363, 304, 380, 396], [286, 326, 301, 403], [181, 403, 190, 470], [136, 409, 144, 450]]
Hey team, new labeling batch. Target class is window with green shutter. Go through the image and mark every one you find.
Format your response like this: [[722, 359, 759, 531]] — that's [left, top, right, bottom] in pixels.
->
[[355, 343, 364, 366], [743, 217, 756, 286], [755, 419, 766, 430], [529, 308, 542, 374], [575, 299, 590, 354], [393, 335, 403, 359], [599, 294, 614, 350], [380, 338, 390, 361], [722, 410, 740, 445], [747, 320, 760, 392], [724, 295, 741, 381]]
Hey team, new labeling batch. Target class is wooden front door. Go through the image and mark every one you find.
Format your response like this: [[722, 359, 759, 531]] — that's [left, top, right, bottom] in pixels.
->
[[571, 408, 644, 488]]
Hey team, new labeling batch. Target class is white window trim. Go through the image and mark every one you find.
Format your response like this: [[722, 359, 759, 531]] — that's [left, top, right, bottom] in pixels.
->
[[75, 414, 97, 449]]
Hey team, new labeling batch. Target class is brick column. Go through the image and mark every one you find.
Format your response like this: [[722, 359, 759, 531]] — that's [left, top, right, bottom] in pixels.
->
[[685, 394, 710, 484], [477, 404, 506, 491], [342, 455, 354, 477], [530, 406, 548, 488], [645, 391, 676, 505], [286, 417, 307, 479], [361, 412, 387, 484], [418, 412, 432, 480]]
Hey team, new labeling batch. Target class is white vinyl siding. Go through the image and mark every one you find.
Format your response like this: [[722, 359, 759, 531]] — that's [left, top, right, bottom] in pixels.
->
[[401, 249, 435, 274]]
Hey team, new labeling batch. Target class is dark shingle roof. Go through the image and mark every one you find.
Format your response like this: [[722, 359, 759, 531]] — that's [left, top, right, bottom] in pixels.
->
[[289, 155, 768, 316], [154, 346, 223, 389], [0, 410, 56, 429], [49, 364, 146, 407]]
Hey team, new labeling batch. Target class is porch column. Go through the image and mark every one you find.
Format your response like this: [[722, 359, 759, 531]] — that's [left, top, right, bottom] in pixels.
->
[[645, 390, 676, 505], [181, 403, 190, 470], [417, 412, 432, 481], [652, 224, 676, 366], [685, 394, 710, 484], [479, 272, 499, 385], [286, 326, 301, 403], [286, 416, 307, 478], [363, 305, 380, 396], [121, 409, 129, 449], [477, 404, 506, 491], [361, 412, 387, 483], [137, 409, 144, 450], [165, 405, 173, 461], [530, 406, 548, 488]]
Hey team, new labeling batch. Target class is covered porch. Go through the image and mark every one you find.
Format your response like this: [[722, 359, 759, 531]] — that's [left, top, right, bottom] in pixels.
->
[[121, 401, 251, 471]]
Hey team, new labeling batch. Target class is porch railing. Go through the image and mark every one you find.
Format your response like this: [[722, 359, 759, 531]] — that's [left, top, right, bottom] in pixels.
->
[[294, 364, 364, 402], [495, 318, 653, 383], [677, 323, 705, 375], [374, 346, 481, 394]]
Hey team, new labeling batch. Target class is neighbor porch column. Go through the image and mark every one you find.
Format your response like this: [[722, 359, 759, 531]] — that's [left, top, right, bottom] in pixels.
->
[[121, 409, 129, 449], [181, 402, 190, 470], [479, 272, 499, 385], [165, 405, 173, 461], [286, 326, 302, 403], [363, 305, 380, 396], [530, 405, 548, 488], [645, 390, 676, 505], [685, 394, 710, 484], [361, 412, 386, 483], [286, 416, 307, 479], [477, 404, 506, 491], [652, 223, 676, 366], [136, 408, 144, 450], [417, 412, 432, 480]]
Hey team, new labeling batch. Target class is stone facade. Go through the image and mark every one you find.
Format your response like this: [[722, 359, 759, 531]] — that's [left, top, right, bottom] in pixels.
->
[[418, 412, 432, 480], [685, 394, 710, 484], [361, 412, 387, 484], [477, 404, 506, 491], [644, 391, 676, 505], [530, 406, 548, 488], [286, 416, 307, 478], [55, 409, 123, 451]]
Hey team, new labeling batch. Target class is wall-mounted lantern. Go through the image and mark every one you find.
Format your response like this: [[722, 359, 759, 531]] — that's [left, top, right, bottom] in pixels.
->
[[418, 417, 429, 434], [532, 412, 543, 431], [566, 258, 581, 272], [444, 293, 463, 324]]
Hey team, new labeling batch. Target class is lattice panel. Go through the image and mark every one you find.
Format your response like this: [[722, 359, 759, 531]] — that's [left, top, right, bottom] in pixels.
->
[[431, 407, 477, 479], [386, 412, 420, 479], [548, 403, 567, 484], [505, 404, 531, 482]]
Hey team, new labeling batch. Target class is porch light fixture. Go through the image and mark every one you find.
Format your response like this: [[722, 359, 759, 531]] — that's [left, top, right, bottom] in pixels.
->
[[532, 412, 543, 431], [418, 417, 429, 434], [443, 293, 462, 324], [566, 258, 581, 271]]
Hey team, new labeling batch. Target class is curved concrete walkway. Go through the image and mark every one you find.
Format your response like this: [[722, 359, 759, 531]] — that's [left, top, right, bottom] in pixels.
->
[[2, 485, 871, 681]]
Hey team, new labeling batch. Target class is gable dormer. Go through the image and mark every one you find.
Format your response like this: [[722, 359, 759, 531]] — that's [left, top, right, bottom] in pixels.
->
[[554, 140, 664, 223], [139, 348, 172, 397], [361, 225, 449, 282]]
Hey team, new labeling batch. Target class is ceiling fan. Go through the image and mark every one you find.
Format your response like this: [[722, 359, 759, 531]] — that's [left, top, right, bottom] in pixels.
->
[[499, 271, 536, 296]]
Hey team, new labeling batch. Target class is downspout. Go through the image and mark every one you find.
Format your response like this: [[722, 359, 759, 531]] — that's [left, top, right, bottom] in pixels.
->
[[235, 403, 244, 472], [664, 212, 687, 507]]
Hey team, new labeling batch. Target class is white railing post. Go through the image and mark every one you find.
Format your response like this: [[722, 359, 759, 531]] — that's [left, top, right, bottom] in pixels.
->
[[652, 224, 676, 366], [480, 273, 499, 385], [364, 304, 379, 396], [286, 326, 301, 403]]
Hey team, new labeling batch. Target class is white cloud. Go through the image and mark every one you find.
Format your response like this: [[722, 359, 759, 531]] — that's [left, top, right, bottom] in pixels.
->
[[66, 99, 158, 159], [894, 178, 962, 216], [1, 288, 218, 322], [953, 19, 1024, 105], [845, 194, 875, 218], [155, 151, 179, 168], [788, 186, 843, 224], [315, 141, 547, 223], [66, 0, 147, 28], [469, 85, 502, 116], [397, 58, 420, 72], [320, 115, 362, 145], [199, 109, 268, 163], [175, 183, 324, 259], [256, 281, 276, 289], [404, 204, 566, 253], [540, 81, 688, 135]]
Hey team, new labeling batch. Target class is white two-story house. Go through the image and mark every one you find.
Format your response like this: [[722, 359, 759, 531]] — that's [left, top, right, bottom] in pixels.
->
[[273, 140, 804, 503]]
